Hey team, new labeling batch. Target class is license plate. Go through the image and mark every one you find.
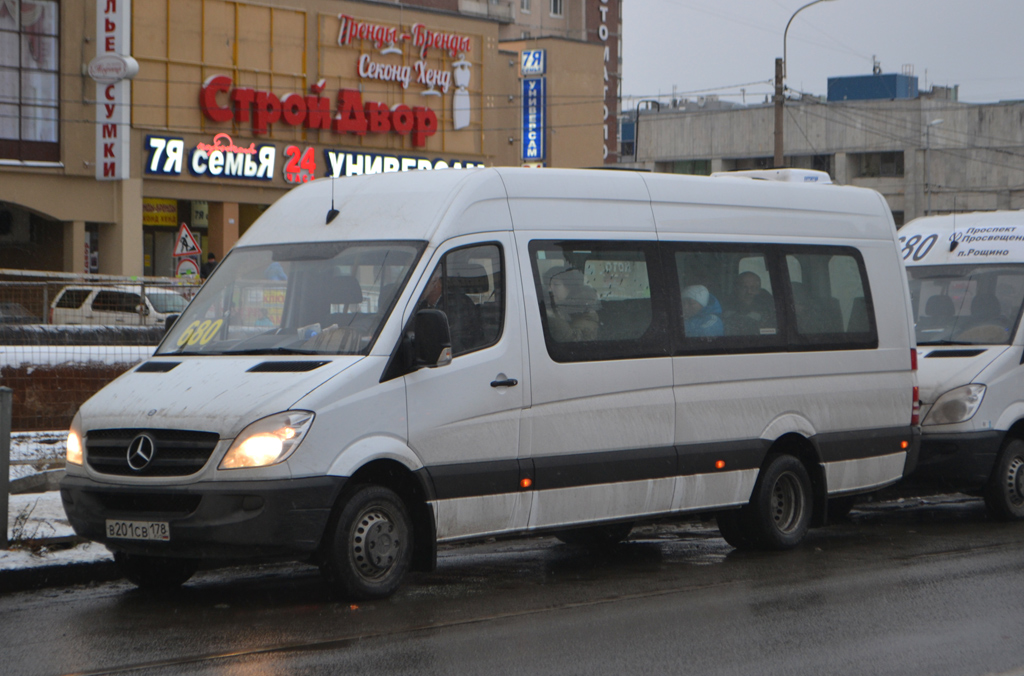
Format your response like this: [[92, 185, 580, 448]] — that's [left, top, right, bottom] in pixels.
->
[[106, 519, 170, 542]]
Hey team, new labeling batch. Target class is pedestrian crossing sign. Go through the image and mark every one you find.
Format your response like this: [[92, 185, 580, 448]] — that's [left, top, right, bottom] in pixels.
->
[[173, 222, 201, 257]]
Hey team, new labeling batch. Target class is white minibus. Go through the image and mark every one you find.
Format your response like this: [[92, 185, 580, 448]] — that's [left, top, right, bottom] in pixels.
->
[[899, 211, 1024, 519], [61, 168, 918, 598]]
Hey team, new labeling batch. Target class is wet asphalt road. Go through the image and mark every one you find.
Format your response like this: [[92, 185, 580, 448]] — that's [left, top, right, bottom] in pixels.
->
[[2, 495, 1023, 676]]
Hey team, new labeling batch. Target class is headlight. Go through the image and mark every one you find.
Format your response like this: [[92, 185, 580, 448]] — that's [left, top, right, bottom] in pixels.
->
[[923, 384, 986, 426], [67, 413, 83, 466], [219, 411, 314, 469]]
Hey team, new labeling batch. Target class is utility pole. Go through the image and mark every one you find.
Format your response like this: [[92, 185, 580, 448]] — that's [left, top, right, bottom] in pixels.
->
[[774, 58, 784, 169], [775, 0, 838, 170]]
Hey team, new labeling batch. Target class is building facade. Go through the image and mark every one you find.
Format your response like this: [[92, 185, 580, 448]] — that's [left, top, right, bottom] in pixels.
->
[[380, 0, 622, 163], [629, 85, 1024, 226], [0, 0, 607, 276]]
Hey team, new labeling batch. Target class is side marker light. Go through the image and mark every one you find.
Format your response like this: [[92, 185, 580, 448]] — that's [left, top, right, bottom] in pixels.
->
[[520, 478, 533, 489], [901, 440, 909, 449], [715, 460, 726, 470]]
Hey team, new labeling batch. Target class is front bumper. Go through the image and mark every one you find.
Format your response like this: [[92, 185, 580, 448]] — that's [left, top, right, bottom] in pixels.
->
[[907, 430, 1004, 491], [60, 475, 347, 560]]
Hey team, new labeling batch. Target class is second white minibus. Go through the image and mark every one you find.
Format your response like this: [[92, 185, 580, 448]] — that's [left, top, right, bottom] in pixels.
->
[[900, 211, 1024, 519], [61, 168, 919, 598]]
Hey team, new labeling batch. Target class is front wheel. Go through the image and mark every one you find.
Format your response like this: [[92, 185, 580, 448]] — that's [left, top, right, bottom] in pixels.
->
[[320, 485, 413, 600], [984, 438, 1024, 520], [114, 552, 198, 590]]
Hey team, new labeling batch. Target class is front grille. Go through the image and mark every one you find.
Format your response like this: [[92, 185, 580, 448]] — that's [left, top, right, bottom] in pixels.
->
[[91, 492, 202, 516], [86, 428, 220, 477]]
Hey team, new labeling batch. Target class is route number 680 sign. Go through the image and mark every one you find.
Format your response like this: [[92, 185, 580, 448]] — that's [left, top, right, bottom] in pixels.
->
[[898, 233, 939, 261]]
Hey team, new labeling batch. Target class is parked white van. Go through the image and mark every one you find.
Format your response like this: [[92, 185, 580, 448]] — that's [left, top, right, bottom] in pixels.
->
[[899, 211, 1024, 519], [61, 168, 918, 598]]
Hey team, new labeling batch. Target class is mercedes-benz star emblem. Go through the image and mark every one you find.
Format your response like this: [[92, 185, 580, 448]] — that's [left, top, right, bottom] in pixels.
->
[[126, 434, 157, 471]]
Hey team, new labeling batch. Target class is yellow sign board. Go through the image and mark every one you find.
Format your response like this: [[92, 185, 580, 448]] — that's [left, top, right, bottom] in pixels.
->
[[142, 198, 178, 227]]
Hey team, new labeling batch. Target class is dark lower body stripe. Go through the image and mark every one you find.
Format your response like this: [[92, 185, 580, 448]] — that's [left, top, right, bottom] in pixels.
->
[[424, 426, 913, 501]]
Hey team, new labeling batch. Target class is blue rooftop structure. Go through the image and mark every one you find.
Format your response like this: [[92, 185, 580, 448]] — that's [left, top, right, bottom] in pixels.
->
[[827, 73, 919, 102]]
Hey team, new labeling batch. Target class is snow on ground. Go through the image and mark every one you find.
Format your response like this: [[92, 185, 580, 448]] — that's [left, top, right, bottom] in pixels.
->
[[0, 345, 152, 368], [9, 431, 65, 483], [3, 432, 113, 571], [2, 492, 113, 571]]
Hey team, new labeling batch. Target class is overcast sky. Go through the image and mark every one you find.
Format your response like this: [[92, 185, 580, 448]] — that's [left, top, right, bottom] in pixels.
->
[[621, 0, 1024, 107]]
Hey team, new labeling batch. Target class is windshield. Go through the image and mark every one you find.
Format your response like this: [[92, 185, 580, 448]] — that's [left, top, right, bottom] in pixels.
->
[[148, 292, 189, 314], [908, 264, 1024, 345], [157, 241, 424, 356]]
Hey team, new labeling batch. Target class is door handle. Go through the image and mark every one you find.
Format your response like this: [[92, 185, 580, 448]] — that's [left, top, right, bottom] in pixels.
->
[[490, 378, 518, 388]]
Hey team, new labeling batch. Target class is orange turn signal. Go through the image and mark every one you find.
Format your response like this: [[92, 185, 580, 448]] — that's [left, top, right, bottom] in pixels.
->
[[715, 460, 726, 470], [900, 440, 909, 449], [520, 477, 533, 488]]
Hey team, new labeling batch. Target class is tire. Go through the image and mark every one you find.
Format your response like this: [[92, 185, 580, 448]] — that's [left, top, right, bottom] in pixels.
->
[[984, 438, 1024, 521], [715, 510, 757, 550], [555, 522, 634, 548], [744, 454, 813, 550], [320, 485, 413, 600], [114, 552, 198, 590]]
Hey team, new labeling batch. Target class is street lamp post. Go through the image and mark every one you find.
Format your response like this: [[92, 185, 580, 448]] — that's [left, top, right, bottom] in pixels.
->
[[774, 0, 837, 168], [925, 118, 944, 216]]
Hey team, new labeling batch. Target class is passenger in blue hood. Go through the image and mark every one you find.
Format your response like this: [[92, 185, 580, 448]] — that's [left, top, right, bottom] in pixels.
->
[[681, 284, 724, 337]]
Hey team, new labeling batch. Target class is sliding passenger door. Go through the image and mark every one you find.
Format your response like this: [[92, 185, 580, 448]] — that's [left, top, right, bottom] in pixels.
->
[[516, 237, 676, 531]]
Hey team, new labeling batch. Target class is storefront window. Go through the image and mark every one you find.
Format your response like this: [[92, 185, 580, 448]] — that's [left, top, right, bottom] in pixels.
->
[[0, 0, 59, 162]]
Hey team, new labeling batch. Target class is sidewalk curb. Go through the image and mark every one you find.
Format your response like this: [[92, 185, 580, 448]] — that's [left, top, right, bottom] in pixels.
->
[[0, 560, 121, 595]]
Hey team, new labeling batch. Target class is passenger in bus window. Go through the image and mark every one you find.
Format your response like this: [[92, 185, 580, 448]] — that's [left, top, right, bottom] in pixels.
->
[[544, 266, 599, 342], [724, 271, 776, 334], [681, 284, 723, 337]]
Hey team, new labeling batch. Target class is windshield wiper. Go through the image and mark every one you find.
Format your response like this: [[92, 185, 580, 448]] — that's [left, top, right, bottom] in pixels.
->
[[225, 347, 321, 355]]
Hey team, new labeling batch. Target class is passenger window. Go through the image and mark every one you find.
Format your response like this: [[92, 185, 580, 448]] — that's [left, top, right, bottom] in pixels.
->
[[92, 291, 139, 313], [530, 241, 668, 362], [56, 289, 90, 308], [671, 246, 783, 352], [416, 244, 503, 357], [784, 249, 877, 348]]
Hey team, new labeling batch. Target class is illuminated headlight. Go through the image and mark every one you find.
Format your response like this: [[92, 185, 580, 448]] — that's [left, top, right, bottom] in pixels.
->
[[219, 411, 314, 469], [923, 384, 986, 426], [67, 413, 83, 466]]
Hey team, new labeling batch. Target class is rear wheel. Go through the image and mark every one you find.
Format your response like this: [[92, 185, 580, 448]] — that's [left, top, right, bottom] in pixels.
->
[[719, 454, 812, 551], [114, 552, 198, 590], [320, 485, 413, 600], [555, 522, 634, 548], [984, 438, 1024, 521]]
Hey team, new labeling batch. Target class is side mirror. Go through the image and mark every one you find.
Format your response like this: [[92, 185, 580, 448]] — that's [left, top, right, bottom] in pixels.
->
[[164, 314, 180, 333], [137, 304, 150, 316], [414, 309, 452, 367]]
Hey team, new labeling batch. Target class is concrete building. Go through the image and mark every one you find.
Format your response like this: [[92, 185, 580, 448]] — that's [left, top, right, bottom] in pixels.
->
[[628, 77, 1024, 227], [0, 0, 608, 276]]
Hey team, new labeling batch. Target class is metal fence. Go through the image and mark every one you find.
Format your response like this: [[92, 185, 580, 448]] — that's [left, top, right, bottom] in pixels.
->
[[0, 271, 199, 431]]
